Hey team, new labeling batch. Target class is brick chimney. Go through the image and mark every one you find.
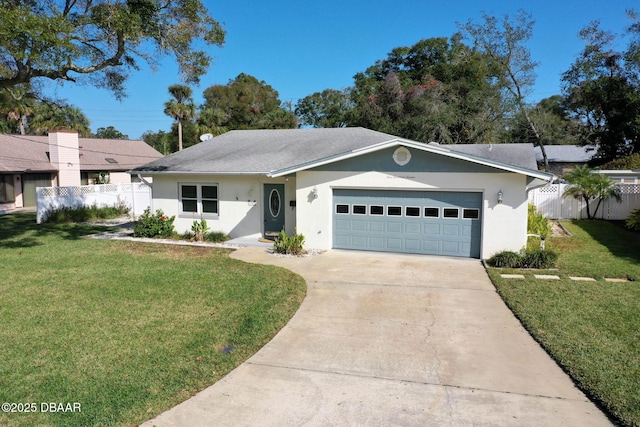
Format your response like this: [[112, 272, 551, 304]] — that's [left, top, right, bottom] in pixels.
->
[[48, 130, 81, 187]]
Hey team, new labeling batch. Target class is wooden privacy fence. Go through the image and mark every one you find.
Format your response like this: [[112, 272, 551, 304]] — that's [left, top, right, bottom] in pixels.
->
[[528, 183, 640, 220], [36, 183, 151, 223]]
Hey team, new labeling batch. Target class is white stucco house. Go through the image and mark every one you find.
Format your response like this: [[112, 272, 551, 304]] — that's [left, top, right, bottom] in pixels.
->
[[130, 128, 554, 259]]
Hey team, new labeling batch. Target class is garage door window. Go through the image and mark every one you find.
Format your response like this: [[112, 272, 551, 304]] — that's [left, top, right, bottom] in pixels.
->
[[387, 206, 402, 216], [336, 204, 349, 214], [405, 206, 420, 217], [353, 205, 366, 215], [463, 208, 480, 219], [424, 207, 439, 218], [443, 208, 459, 218], [370, 205, 384, 215]]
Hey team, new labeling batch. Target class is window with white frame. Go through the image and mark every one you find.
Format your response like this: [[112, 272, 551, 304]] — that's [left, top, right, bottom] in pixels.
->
[[180, 184, 219, 216]]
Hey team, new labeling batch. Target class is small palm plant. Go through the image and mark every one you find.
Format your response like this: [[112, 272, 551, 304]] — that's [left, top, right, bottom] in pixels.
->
[[562, 165, 621, 219]]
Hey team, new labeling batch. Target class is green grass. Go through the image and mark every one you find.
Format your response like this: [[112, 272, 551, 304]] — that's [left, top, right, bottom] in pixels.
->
[[487, 220, 640, 426], [0, 213, 306, 427]]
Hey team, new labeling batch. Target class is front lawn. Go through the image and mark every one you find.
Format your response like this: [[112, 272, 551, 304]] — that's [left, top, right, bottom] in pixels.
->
[[487, 220, 640, 426], [0, 213, 306, 427]]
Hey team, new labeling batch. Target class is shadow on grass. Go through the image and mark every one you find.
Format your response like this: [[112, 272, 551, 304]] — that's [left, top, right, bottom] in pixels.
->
[[0, 212, 114, 248], [572, 220, 640, 266]]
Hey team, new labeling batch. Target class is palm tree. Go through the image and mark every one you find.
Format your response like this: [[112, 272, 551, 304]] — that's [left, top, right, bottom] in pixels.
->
[[28, 103, 91, 136], [563, 165, 622, 219], [164, 85, 195, 151]]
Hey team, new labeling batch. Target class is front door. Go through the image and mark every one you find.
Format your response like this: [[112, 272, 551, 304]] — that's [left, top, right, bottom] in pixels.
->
[[263, 183, 285, 239]]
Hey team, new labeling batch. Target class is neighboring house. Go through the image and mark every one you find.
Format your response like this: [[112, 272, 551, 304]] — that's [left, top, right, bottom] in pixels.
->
[[132, 128, 552, 259], [534, 145, 597, 177], [0, 130, 163, 211], [592, 169, 640, 184]]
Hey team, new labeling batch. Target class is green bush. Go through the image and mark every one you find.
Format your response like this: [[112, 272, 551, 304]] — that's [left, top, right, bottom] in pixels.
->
[[521, 249, 558, 269], [487, 251, 523, 268], [43, 202, 129, 223], [273, 229, 305, 256], [191, 218, 210, 242], [487, 249, 558, 269], [626, 209, 640, 231], [204, 231, 229, 242], [528, 204, 551, 240], [600, 153, 640, 170], [133, 208, 175, 238]]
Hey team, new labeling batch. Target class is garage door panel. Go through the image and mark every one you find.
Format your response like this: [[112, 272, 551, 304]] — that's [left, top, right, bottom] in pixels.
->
[[386, 238, 403, 250], [335, 218, 351, 231], [369, 237, 384, 248], [335, 235, 350, 246], [370, 221, 385, 232], [405, 239, 421, 251], [441, 240, 460, 254], [333, 189, 481, 258], [442, 224, 459, 236], [423, 223, 440, 235], [387, 221, 402, 233], [405, 222, 421, 234], [351, 236, 368, 247], [351, 219, 368, 232]]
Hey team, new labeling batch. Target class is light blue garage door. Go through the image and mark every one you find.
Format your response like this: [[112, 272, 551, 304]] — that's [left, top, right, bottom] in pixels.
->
[[333, 189, 482, 258]]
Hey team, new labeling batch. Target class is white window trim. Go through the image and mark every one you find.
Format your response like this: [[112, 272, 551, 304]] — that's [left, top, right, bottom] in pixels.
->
[[179, 183, 219, 219]]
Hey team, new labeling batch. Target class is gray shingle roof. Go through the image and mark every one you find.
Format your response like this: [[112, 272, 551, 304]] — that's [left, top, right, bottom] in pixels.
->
[[534, 145, 597, 163], [132, 128, 541, 176]]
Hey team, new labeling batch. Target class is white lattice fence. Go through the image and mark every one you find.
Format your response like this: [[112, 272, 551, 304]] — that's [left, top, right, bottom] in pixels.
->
[[529, 183, 640, 220], [37, 183, 151, 223]]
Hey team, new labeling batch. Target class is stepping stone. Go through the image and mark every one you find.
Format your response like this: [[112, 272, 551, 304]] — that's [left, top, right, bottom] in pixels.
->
[[569, 276, 597, 281], [534, 274, 560, 280], [501, 274, 525, 279], [604, 278, 629, 283]]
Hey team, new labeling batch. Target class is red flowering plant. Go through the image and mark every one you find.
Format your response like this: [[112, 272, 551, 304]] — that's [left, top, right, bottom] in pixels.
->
[[133, 207, 175, 238]]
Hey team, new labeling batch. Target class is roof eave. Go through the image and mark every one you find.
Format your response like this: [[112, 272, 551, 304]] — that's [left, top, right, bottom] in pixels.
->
[[269, 139, 554, 181], [128, 169, 270, 176]]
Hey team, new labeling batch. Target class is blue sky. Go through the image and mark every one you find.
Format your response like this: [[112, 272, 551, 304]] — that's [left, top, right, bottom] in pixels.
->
[[45, 0, 638, 139]]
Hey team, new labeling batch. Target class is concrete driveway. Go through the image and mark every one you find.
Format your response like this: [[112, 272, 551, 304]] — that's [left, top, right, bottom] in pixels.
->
[[142, 248, 611, 426]]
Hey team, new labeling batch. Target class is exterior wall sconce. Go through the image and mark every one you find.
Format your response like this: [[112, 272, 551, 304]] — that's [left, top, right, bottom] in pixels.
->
[[248, 187, 254, 197], [311, 187, 318, 200], [497, 190, 503, 204]]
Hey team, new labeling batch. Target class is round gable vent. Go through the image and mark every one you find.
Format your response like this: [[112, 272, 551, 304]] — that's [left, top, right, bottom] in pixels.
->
[[393, 146, 411, 166]]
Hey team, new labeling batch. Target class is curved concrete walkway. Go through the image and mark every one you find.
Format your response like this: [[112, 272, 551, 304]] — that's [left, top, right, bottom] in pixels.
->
[[142, 248, 611, 426]]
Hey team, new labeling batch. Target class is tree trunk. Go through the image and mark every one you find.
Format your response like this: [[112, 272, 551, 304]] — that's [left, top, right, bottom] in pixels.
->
[[178, 120, 183, 151], [521, 104, 549, 172]]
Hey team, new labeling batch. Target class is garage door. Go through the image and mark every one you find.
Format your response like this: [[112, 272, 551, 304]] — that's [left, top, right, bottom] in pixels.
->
[[333, 189, 482, 258]]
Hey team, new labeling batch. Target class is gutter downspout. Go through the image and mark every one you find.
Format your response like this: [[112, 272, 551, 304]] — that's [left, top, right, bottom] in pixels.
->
[[137, 174, 152, 188]]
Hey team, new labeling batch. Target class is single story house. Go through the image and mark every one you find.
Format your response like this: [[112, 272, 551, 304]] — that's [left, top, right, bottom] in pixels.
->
[[534, 144, 597, 177], [0, 130, 163, 211], [592, 169, 640, 184], [131, 128, 554, 259]]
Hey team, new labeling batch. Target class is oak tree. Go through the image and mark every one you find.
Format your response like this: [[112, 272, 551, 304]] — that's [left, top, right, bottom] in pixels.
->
[[0, 0, 225, 100]]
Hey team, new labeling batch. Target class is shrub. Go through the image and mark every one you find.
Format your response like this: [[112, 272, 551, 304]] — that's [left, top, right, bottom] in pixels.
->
[[487, 251, 523, 268], [487, 249, 558, 269], [600, 153, 640, 170], [43, 202, 129, 223], [204, 231, 229, 242], [133, 208, 175, 238], [191, 218, 210, 242], [273, 229, 305, 256], [521, 249, 558, 269], [527, 204, 551, 240], [626, 209, 640, 231]]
